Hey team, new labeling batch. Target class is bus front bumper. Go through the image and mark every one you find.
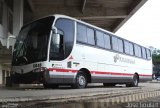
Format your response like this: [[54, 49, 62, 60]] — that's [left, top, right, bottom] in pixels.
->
[[11, 68, 49, 84]]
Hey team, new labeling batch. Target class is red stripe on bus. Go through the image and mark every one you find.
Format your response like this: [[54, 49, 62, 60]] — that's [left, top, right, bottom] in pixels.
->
[[48, 68, 152, 77], [139, 74, 152, 77], [91, 71, 133, 76], [48, 68, 77, 73]]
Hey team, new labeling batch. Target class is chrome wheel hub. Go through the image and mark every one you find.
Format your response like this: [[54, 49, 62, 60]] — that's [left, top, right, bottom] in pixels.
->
[[78, 76, 85, 86]]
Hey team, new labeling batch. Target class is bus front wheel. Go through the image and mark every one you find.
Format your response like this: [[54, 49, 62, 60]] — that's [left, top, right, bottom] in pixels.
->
[[72, 72, 87, 89]]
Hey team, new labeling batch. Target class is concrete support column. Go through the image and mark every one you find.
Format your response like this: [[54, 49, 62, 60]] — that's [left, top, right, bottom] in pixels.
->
[[13, 0, 23, 37], [0, 2, 8, 46], [0, 69, 2, 85]]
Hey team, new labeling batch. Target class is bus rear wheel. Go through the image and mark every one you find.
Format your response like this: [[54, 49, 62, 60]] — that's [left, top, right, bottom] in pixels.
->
[[72, 72, 87, 89], [126, 74, 139, 87]]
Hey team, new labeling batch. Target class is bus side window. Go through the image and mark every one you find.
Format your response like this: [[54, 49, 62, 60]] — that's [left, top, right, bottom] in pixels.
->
[[129, 42, 134, 55], [124, 41, 134, 55], [112, 36, 118, 51], [52, 18, 74, 60], [124, 41, 130, 54], [142, 47, 147, 59], [146, 49, 151, 60], [87, 27, 95, 45], [118, 39, 124, 53], [77, 23, 87, 43], [96, 30, 104, 48], [134, 44, 142, 58], [104, 34, 111, 49]]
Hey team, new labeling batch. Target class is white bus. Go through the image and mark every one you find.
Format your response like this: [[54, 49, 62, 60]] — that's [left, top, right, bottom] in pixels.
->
[[10, 14, 152, 89]]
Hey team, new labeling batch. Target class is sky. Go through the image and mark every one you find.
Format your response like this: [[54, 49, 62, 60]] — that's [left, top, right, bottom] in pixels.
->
[[115, 0, 160, 49]]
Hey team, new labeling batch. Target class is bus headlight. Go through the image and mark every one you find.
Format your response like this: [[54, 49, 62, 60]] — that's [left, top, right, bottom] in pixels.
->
[[32, 67, 47, 73]]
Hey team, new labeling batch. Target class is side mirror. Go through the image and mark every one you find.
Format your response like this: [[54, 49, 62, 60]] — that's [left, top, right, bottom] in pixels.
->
[[7, 35, 16, 49], [52, 33, 60, 45], [52, 26, 58, 34], [51, 33, 61, 53]]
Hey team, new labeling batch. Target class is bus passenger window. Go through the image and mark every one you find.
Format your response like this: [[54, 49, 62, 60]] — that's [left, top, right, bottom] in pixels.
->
[[124, 41, 130, 54], [134, 44, 142, 57], [142, 47, 147, 59], [118, 39, 124, 53], [146, 49, 151, 59], [129, 43, 134, 55], [104, 34, 111, 49], [112, 37, 118, 51], [96, 31, 104, 48], [87, 27, 95, 45], [77, 24, 87, 43]]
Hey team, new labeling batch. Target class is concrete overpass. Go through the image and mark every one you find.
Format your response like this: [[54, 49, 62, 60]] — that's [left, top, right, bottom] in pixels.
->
[[24, 0, 147, 32], [0, 0, 148, 84]]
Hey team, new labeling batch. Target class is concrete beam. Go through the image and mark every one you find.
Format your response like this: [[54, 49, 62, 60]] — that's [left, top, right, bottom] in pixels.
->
[[27, 0, 35, 12], [82, 0, 87, 13], [77, 15, 127, 20], [32, 6, 128, 20], [113, 0, 148, 32]]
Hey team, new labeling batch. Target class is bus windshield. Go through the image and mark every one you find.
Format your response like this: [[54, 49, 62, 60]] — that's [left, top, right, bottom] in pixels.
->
[[12, 17, 54, 65]]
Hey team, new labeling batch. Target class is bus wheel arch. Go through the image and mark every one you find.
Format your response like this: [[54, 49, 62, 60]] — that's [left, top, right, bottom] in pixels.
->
[[126, 73, 139, 87], [78, 68, 91, 83], [132, 73, 139, 87], [134, 72, 139, 82], [72, 68, 91, 89]]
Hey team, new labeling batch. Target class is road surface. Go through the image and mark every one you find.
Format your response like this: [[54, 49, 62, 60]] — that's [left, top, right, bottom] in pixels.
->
[[0, 82, 160, 108]]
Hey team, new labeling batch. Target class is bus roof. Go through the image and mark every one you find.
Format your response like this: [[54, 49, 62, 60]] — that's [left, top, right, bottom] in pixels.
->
[[22, 14, 151, 50], [53, 14, 151, 50]]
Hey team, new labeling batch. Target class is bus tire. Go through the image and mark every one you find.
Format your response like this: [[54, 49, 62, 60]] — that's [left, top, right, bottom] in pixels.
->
[[126, 74, 139, 87], [72, 72, 87, 89]]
